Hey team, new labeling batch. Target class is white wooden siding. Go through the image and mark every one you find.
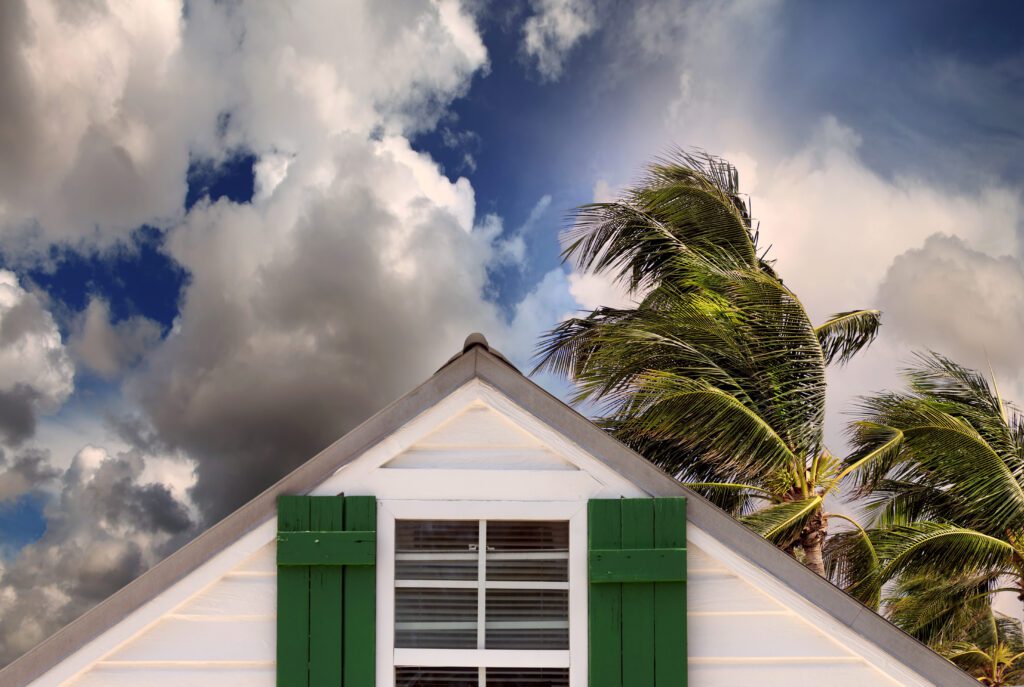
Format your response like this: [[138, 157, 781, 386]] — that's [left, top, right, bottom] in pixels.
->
[[57, 384, 926, 686]]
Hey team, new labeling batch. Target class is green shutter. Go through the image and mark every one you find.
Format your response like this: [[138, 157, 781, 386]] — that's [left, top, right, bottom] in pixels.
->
[[588, 498, 687, 687], [277, 494, 376, 687]]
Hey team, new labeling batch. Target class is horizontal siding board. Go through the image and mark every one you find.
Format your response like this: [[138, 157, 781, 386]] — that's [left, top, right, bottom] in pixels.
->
[[688, 661, 903, 687], [175, 577, 276, 617], [687, 572, 787, 614], [73, 666, 275, 687], [345, 469, 602, 500], [107, 618, 274, 662], [384, 447, 576, 470], [686, 546, 725, 572], [688, 613, 854, 658], [415, 406, 545, 447], [234, 544, 277, 574]]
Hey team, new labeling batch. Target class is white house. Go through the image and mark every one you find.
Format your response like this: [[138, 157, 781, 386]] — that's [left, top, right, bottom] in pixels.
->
[[0, 334, 976, 687]]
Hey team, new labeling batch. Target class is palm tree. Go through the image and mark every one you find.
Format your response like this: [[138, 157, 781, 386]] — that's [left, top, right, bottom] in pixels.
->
[[833, 352, 1024, 621], [943, 615, 1024, 687], [886, 574, 1024, 686], [534, 151, 881, 574]]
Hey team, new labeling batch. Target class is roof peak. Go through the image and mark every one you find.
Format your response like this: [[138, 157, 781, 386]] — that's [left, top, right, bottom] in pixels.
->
[[463, 332, 489, 351], [439, 332, 517, 372]]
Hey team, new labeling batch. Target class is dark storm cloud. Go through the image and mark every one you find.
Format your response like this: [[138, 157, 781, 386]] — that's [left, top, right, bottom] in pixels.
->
[[0, 0, 35, 201], [0, 447, 58, 501], [0, 386, 40, 446]]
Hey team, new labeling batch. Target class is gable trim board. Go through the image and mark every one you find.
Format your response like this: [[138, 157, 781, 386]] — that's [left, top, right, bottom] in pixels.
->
[[0, 336, 976, 687]]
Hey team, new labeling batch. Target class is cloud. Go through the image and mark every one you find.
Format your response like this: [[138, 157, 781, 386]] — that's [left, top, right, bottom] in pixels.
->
[[0, 448, 58, 502], [743, 117, 1021, 321], [68, 298, 161, 380], [0, 271, 74, 445], [521, 0, 597, 81], [130, 140, 511, 520], [0, 444, 196, 664], [0, 1, 581, 666], [878, 234, 1024, 380], [0, 0, 220, 249], [102, 0, 531, 523]]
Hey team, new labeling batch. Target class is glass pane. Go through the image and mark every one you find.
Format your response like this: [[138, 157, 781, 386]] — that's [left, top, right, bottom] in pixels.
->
[[485, 589, 569, 649], [397, 520, 479, 580], [395, 588, 478, 648], [396, 667, 479, 686], [486, 668, 569, 686], [486, 521, 568, 582]]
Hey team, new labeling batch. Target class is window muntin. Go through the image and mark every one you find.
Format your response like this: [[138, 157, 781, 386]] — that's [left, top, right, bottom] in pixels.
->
[[394, 519, 570, 685]]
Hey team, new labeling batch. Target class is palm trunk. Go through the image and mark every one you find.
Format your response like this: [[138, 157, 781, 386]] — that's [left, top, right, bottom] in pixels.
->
[[800, 509, 828, 576]]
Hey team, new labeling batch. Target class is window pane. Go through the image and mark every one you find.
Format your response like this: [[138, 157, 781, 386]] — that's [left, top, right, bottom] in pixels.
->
[[396, 667, 479, 686], [486, 668, 569, 686], [485, 589, 569, 650], [396, 588, 478, 648], [397, 520, 479, 580], [486, 521, 568, 582]]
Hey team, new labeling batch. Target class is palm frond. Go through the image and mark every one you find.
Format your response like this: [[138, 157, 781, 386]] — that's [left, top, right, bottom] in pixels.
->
[[562, 150, 759, 292], [684, 482, 775, 516], [873, 522, 1018, 582], [823, 513, 881, 608], [741, 497, 822, 547], [815, 309, 882, 366], [885, 572, 1003, 646], [849, 372, 1024, 533], [609, 370, 802, 484]]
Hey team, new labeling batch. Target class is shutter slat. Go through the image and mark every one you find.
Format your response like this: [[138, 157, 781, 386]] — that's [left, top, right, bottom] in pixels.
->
[[343, 495, 376, 686], [654, 498, 687, 687], [587, 500, 622, 687], [589, 549, 686, 583], [277, 531, 376, 566], [278, 496, 311, 687], [310, 496, 344, 687], [620, 499, 655, 687]]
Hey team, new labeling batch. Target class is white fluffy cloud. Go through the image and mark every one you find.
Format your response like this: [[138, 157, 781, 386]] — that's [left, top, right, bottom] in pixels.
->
[[0, 0, 218, 249], [521, 0, 597, 81], [743, 118, 1021, 321]]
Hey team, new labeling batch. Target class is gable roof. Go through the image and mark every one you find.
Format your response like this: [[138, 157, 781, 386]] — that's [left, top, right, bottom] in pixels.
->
[[0, 334, 975, 687]]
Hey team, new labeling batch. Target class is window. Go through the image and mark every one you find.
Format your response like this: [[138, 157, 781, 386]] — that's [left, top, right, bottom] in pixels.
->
[[393, 519, 570, 686]]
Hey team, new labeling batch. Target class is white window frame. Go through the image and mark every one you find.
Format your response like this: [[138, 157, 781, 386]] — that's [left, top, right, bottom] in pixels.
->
[[377, 500, 588, 687]]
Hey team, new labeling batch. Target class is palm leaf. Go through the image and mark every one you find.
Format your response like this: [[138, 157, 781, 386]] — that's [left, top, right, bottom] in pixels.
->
[[823, 513, 881, 608], [815, 309, 882, 366], [741, 497, 822, 547], [873, 523, 1018, 582]]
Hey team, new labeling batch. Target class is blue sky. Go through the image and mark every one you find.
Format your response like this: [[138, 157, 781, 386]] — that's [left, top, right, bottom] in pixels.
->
[[0, 0, 1021, 665]]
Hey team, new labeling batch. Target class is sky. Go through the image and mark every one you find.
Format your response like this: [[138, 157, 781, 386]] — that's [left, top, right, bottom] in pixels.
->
[[0, 0, 1022, 666]]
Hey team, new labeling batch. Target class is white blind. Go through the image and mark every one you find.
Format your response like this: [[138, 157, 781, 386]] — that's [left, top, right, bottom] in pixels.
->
[[394, 519, 570, 685]]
